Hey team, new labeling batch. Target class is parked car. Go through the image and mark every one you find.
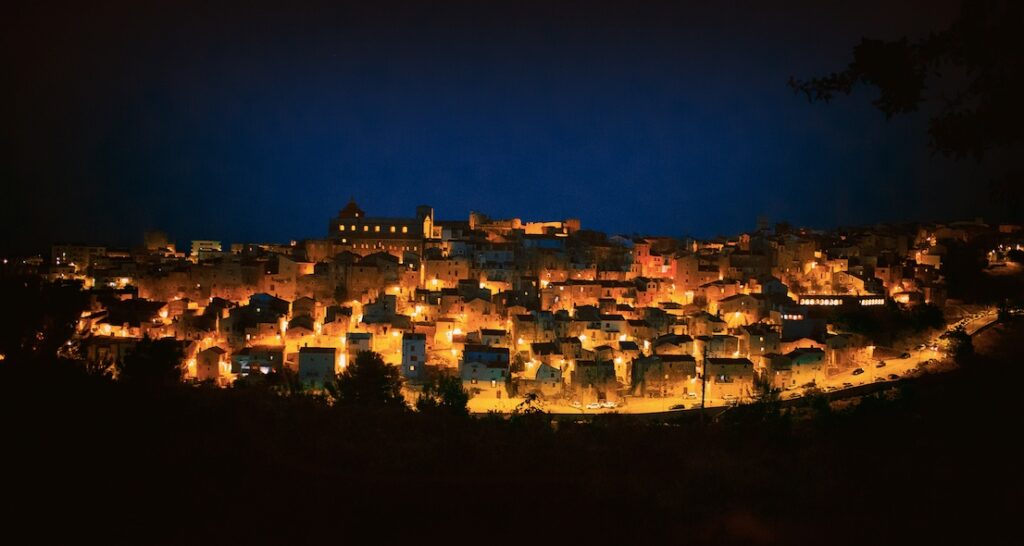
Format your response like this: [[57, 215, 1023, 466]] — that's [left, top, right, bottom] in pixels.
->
[[852, 368, 865, 375], [668, 404, 686, 411], [570, 400, 582, 409], [600, 400, 617, 409], [875, 361, 886, 368], [585, 402, 602, 410], [899, 352, 910, 359], [888, 373, 899, 380]]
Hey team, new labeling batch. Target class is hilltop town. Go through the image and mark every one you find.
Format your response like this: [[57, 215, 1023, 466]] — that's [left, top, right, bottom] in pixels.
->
[[12, 201, 1022, 412]]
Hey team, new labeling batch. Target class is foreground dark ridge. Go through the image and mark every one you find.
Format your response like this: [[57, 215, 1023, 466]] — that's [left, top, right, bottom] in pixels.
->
[[4, 320, 1022, 544]]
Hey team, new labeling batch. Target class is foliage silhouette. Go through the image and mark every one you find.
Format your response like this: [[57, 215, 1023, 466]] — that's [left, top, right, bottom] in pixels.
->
[[945, 324, 975, 365], [0, 276, 87, 362], [790, 1, 1024, 160], [115, 336, 185, 388], [329, 350, 405, 409], [415, 374, 469, 417], [828, 301, 944, 344], [790, 1, 1024, 220]]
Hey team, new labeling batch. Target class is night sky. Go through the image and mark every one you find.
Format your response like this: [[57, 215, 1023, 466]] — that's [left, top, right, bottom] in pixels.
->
[[3, 0, 989, 254]]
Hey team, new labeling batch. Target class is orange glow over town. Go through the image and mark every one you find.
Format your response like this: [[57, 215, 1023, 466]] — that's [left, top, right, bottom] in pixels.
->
[[28, 202, 1018, 413]]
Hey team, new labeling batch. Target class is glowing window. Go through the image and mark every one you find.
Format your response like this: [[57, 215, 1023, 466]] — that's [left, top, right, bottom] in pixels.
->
[[402, 226, 408, 233], [374, 225, 380, 232], [339, 225, 346, 231], [390, 226, 396, 233], [350, 225, 356, 231], [363, 225, 368, 232]]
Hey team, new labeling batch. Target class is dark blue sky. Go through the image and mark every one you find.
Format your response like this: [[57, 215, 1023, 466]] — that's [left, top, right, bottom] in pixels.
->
[[3, 0, 992, 253]]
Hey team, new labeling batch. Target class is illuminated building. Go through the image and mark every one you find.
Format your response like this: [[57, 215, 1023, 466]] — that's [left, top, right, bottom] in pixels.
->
[[298, 347, 337, 389], [328, 199, 434, 258], [190, 240, 222, 259], [401, 332, 426, 379], [51, 244, 107, 272], [797, 295, 886, 307]]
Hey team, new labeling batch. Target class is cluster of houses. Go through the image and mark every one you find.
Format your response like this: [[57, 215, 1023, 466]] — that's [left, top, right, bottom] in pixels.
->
[[22, 202, 1022, 408]]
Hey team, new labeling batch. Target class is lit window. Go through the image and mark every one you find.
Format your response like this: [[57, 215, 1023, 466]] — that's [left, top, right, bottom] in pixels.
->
[[374, 225, 380, 232], [350, 225, 356, 231], [339, 225, 345, 231], [390, 226, 396, 233], [363, 225, 369, 232], [402, 226, 408, 233]]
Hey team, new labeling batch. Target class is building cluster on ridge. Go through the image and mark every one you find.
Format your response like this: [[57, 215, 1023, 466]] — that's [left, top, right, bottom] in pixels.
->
[[12, 200, 1022, 410]]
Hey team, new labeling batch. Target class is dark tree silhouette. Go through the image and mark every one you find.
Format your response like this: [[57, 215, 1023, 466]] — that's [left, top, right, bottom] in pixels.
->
[[997, 299, 1011, 322], [945, 324, 975, 364], [940, 238, 989, 300], [790, 1, 1024, 160], [513, 392, 545, 415], [234, 366, 303, 395], [790, 1, 1024, 220], [116, 337, 185, 387], [829, 302, 944, 345], [415, 374, 469, 417], [0, 276, 88, 363], [753, 371, 780, 403], [330, 350, 405, 408]]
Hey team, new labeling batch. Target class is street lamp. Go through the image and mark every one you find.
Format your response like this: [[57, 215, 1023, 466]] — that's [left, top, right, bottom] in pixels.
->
[[699, 344, 708, 422]]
